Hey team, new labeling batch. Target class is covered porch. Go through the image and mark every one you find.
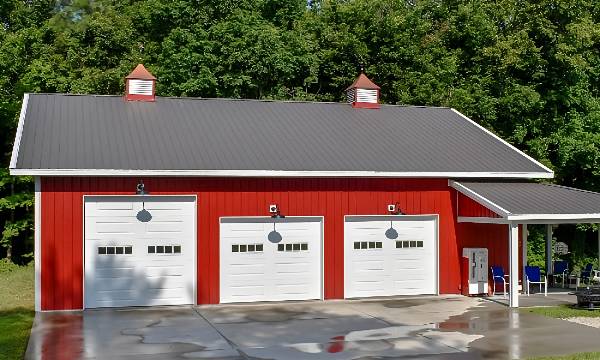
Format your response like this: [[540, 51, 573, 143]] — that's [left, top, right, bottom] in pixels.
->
[[451, 181, 600, 307]]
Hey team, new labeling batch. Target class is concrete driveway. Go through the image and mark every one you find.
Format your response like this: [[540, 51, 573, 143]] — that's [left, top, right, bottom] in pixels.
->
[[25, 295, 600, 359]]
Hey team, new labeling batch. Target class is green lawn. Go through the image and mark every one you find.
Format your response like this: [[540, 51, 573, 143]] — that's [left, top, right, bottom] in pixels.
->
[[0, 262, 34, 360], [524, 304, 600, 319], [525, 305, 600, 359]]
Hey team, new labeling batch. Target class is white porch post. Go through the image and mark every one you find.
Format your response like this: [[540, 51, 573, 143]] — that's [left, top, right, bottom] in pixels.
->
[[598, 228, 600, 268], [509, 222, 520, 308], [546, 224, 553, 276], [522, 224, 528, 286]]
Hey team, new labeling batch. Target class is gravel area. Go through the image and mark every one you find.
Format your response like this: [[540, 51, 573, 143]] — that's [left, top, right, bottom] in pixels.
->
[[563, 317, 600, 328]]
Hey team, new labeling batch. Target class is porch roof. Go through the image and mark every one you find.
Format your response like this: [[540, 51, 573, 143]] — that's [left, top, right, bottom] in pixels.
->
[[450, 181, 600, 224]]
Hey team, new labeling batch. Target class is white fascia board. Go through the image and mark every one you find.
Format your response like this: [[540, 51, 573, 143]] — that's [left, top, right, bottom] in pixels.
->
[[507, 214, 600, 222], [459, 214, 600, 224], [449, 180, 511, 217], [450, 108, 555, 176], [9, 168, 554, 178], [457, 216, 509, 224], [9, 94, 29, 169], [515, 219, 600, 225]]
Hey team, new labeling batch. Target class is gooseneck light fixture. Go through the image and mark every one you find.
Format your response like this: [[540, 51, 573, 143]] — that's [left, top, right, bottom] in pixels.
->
[[385, 202, 404, 239], [136, 180, 148, 195], [136, 180, 152, 222], [267, 204, 284, 243]]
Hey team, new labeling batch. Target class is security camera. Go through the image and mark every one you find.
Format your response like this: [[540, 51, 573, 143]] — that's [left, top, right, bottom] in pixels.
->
[[388, 204, 396, 213], [269, 204, 279, 214]]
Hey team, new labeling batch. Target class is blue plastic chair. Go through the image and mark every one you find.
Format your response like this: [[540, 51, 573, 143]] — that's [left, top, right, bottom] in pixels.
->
[[525, 266, 547, 296], [580, 263, 594, 286], [552, 261, 569, 288], [490, 266, 508, 297]]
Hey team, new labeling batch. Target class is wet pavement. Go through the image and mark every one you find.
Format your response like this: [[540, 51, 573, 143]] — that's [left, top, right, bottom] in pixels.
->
[[489, 287, 577, 308], [25, 295, 600, 359]]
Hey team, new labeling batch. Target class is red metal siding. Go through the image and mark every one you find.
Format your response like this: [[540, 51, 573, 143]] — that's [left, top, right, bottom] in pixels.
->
[[40, 177, 516, 310], [457, 193, 501, 218], [456, 222, 523, 291]]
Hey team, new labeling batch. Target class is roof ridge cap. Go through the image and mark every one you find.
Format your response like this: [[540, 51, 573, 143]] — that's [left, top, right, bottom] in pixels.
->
[[543, 183, 600, 195], [27, 93, 453, 109]]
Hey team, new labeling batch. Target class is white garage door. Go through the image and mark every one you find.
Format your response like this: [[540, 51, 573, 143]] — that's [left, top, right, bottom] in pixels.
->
[[345, 215, 438, 298], [84, 196, 196, 308], [220, 217, 322, 303]]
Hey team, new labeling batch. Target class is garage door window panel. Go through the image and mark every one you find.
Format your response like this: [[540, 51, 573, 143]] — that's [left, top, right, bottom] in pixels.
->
[[395, 240, 424, 248], [278, 243, 309, 252], [353, 241, 382, 250], [232, 243, 264, 253], [148, 245, 182, 255]]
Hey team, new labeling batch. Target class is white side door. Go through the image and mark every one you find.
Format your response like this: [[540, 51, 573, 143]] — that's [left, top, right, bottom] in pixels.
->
[[345, 215, 438, 298], [220, 217, 322, 303], [84, 196, 196, 308]]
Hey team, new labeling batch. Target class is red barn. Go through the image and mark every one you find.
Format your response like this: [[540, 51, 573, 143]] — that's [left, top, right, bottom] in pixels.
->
[[10, 64, 600, 311]]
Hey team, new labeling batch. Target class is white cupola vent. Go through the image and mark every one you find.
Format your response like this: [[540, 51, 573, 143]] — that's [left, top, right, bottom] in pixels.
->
[[128, 79, 153, 96]]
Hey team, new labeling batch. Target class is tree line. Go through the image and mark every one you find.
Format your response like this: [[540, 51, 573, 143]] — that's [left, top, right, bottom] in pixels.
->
[[1, 0, 599, 266]]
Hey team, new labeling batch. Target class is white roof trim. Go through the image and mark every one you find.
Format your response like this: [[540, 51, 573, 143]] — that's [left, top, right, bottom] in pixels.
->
[[9, 168, 554, 178], [449, 180, 510, 216], [450, 108, 554, 176], [459, 215, 600, 225], [457, 216, 509, 224], [9, 94, 29, 169], [507, 214, 600, 221]]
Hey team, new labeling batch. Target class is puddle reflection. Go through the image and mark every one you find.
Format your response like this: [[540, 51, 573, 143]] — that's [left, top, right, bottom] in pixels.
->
[[30, 313, 84, 360]]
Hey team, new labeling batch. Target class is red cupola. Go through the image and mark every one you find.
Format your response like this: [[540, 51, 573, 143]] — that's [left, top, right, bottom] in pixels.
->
[[346, 72, 380, 109], [125, 64, 156, 102]]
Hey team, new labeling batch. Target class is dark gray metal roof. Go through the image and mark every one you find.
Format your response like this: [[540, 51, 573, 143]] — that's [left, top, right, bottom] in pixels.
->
[[12, 94, 553, 176], [454, 181, 600, 216]]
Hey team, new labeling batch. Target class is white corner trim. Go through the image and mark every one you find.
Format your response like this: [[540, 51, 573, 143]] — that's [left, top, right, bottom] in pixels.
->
[[8, 168, 554, 178], [450, 108, 554, 176], [34, 176, 41, 312], [449, 180, 511, 217], [9, 94, 29, 169]]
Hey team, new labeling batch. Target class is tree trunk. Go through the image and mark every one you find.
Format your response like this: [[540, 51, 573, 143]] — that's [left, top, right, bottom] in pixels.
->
[[6, 182, 14, 262]]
